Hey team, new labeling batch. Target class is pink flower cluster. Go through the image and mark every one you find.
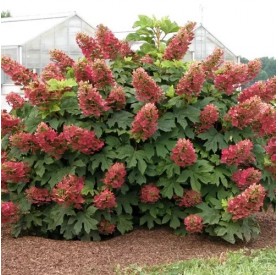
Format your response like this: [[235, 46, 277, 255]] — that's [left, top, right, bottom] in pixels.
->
[[1, 161, 30, 183], [103, 163, 126, 189], [51, 175, 85, 209], [198, 104, 219, 132], [25, 186, 51, 204], [227, 183, 266, 220], [63, 125, 104, 155], [106, 86, 126, 110], [77, 81, 109, 117], [226, 96, 276, 137], [24, 80, 51, 106], [175, 63, 205, 97], [76, 32, 103, 60], [214, 60, 261, 95], [1, 56, 37, 86], [9, 132, 39, 153], [49, 49, 75, 72], [140, 184, 160, 203], [184, 214, 203, 233], [265, 137, 276, 163], [175, 189, 202, 207], [131, 103, 159, 141], [132, 68, 163, 103], [74, 59, 94, 83], [1, 110, 21, 136], [98, 219, 116, 235], [201, 48, 224, 78], [221, 139, 255, 166], [140, 54, 154, 64], [41, 63, 65, 82], [6, 92, 25, 109], [35, 122, 67, 159], [171, 138, 197, 167], [231, 168, 262, 190], [93, 189, 117, 210], [1, 202, 18, 224], [163, 22, 196, 60], [238, 77, 276, 103]]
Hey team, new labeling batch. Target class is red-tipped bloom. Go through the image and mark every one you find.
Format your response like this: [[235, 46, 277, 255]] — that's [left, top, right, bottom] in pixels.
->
[[49, 49, 75, 72], [103, 162, 126, 189], [132, 68, 163, 103], [1, 56, 37, 86], [1, 110, 21, 136], [6, 92, 25, 109], [9, 132, 39, 153], [51, 175, 85, 209], [227, 183, 266, 220], [24, 80, 51, 106], [184, 214, 203, 233], [221, 139, 255, 166], [140, 54, 154, 64], [1, 161, 30, 183], [265, 137, 276, 163], [163, 22, 196, 60], [201, 48, 224, 78], [93, 189, 117, 210], [232, 168, 262, 190], [78, 81, 109, 117], [1, 201, 19, 224], [98, 219, 116, 235], [175, 189, 202, 207], [35, 122, 67, 159], [106, 86, 126, 110], [140, 184, 160, 203], [131, 103, 159, 141], [198, 104, 219, 132], [63, 125, 104, 155], [25, 186, 51, 204], [171, 138, 197, 167], [175, 63, 205, 97], [41, 63, 65, 82]]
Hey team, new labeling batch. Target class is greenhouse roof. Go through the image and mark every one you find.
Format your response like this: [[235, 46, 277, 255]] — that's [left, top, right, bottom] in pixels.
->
[[1, 12, 78, 46]]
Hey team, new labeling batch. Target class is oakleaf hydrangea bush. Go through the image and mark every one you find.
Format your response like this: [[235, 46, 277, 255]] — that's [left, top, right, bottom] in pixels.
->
[[1, 16, 276, 243]]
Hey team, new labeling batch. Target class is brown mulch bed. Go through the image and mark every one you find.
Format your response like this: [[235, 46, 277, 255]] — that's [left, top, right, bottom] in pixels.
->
[[1, 209, 275, 275]]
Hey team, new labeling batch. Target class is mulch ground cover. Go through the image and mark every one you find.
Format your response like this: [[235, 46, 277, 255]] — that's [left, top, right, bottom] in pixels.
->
[[1, 208, 275, 275]]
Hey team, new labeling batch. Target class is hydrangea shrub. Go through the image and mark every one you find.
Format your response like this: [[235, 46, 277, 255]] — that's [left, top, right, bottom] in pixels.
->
[[1, 16, 276, 243]]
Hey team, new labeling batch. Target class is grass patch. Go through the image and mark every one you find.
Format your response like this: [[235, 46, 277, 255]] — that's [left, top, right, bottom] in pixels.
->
[[116, 247, 276, 275]]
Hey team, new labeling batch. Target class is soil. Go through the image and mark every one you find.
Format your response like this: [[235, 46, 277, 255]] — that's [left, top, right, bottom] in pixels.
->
[[1, 209, 275, 275]]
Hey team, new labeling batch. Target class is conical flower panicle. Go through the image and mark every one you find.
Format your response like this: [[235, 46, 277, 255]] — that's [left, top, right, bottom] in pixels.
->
[[163, 21, 196, 60], [106, 85, 126, 110], [201, 48, 224, 78], [41, 63, 65, 82], [231, 168, 262, 190], [6, 92, 25, 109], [49, 49, 75, 72], [1, 111, 21, 136], [132, 68, 163, 103]]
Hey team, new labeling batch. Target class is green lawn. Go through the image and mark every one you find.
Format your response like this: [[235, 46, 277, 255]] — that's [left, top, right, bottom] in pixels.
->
[[116, 247, 276, 275]]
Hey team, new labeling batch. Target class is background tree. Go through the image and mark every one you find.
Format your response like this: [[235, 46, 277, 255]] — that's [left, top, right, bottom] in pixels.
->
[[1, 10, 11, 18]]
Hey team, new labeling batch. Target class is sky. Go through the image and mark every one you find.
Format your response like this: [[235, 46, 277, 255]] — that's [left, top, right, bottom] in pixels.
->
[[1, 0, 277, 59]]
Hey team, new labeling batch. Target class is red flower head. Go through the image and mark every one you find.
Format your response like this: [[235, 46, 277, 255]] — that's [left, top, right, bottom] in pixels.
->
[[51, 175, 85, 209], [1, 110, 21, 136], [6, 92, 25, 109], [106, 85, 126, 110], [9, 132, 39, 153], [77, 81, 109, 117], [227, 183, 266, 220], [63, 125, 104, 155], [184, 214, 203, 233], [265, 137, 276, 163], [1, 161, 30, 183], [131, 103, 159, 141], [171, 138, 197, 167], [140, 54, 154, 64], [103, 162, 126, 189], [49, 49, 75, 72], [231, 168, 262, 190], [140, 184, 160, 203], [41, 63, 65, 82], [176, 63, 205, 97], [24, 80, 50, 106], [221, 139, 255, 166], [175, 189, 202, 207], [132, 68, 163, 103], [1, 201, 19, 224], [35, 122, 67, 159], [198, 104, 219, 132], [1, 56, 37, 86], [163, 22, 196, 60], [98, 219, 116, 235], [25, 186, 51, 205], [93, 189, 117, 210]]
